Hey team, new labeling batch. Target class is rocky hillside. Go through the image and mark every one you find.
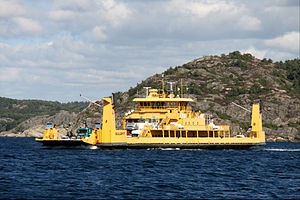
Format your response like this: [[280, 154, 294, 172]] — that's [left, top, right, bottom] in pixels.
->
[[2, 51, 299, 142]]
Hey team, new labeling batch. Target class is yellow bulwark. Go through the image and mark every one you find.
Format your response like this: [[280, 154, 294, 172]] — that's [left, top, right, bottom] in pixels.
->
[[83, 89, 266, 149]]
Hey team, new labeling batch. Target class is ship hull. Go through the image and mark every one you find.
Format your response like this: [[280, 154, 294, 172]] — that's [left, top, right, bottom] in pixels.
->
[[96, 143, 265, 150], [36, 139, 88, 147]]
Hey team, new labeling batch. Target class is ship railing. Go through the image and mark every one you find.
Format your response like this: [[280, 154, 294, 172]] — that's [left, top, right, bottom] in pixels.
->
[[139, 105, 181, 110]]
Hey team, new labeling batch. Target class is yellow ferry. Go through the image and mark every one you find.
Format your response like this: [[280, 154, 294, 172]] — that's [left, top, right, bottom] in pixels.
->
[[82, 86, 266, 150]]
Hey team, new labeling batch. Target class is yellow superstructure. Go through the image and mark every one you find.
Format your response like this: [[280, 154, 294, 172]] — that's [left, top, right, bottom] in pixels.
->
[[41, 123, 58, 140], [83, 88, 266, 149], [82, 98, 126, 145]]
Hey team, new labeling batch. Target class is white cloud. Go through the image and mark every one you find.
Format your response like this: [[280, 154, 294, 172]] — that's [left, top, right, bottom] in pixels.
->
[[92, 26, 107, 41], [238, 16, 262, 31], [13, 17, 43, 34], [52, 0, 92, 11], [167, 0, 241, 18], [266, 51, 296, 61], [0, 0, 25, 18], [0, 67, 22, 81], [49, 10, 77, 21], [264, 32, 300, 52], [241, 46, 267, 59], [97, 0, 132, 28]]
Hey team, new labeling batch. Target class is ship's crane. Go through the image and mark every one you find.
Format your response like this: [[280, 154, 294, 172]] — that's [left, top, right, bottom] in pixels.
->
[[232, 102, 251, 113], [80, 94, 101, 107]]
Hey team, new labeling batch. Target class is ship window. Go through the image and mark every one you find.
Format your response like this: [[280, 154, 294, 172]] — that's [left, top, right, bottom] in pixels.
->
[[174, 102, 177, 106], [151, 102, 155, 109], [156, 102, 160, 108]]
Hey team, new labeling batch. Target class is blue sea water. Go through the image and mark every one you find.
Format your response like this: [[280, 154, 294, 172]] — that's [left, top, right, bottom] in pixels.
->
[[0, 138, 299, 199]]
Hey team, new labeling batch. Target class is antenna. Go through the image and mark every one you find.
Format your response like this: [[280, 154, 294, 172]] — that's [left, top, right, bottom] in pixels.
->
[[80, 94, 101, 107], [143, 87, 151, 98]]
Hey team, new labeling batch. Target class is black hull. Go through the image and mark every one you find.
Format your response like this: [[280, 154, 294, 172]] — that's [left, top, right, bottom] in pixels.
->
[[96, 143, 264, 150], [36, 139, 88, 147]]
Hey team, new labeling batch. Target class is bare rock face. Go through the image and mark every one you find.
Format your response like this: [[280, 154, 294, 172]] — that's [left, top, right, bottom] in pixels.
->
[[22, 125, 45, 138], [16, 110, 76, 132], [0, 110, 76, 137]]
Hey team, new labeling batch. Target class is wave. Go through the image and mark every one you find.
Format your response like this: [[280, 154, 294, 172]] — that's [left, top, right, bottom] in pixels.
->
[[257, 148, 300, 152], [89, 145, 98, 150]]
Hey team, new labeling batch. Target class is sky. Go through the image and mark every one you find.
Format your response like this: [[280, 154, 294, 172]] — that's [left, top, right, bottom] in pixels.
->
[[0, 0, 299, 102]]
